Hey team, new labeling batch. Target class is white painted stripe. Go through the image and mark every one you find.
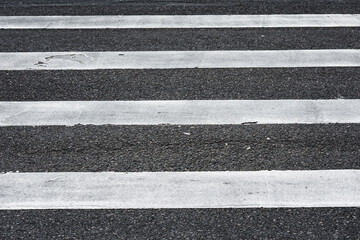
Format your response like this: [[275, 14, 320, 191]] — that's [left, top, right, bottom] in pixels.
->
[[0, 170, 359, 209], [0, 100, 359, 126], [1, 15, 360, 29], [1, 50, 360, 70]]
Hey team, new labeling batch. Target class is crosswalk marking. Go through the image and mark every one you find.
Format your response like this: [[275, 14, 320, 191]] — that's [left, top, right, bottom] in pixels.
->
[[1, 170, 359, 209], [1, 50, 360, 70], [1, 100, 359, 126], [1, 14, 360, 29], [0, 5, 359, 218], [0, 0, 359, 237]]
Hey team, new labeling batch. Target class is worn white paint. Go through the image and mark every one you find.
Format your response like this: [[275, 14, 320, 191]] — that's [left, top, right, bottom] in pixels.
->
[[0, 100, 359, 126], [0, 170, 359, 209], [1, 14, 360, 29], [1, 50, 360, 70]]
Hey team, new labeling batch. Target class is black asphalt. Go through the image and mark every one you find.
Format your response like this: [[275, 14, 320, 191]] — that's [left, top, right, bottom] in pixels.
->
[[1, 1, 360, 239], [1, 68, 359, 101], [0, 0, 359, 15], [1, 124, 359, 172], [1, 28, 360, 52], [1, 208, 359, 239]]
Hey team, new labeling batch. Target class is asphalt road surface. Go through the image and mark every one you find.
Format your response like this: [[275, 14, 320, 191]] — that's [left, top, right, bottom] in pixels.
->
[[0, 0, 359, 239]]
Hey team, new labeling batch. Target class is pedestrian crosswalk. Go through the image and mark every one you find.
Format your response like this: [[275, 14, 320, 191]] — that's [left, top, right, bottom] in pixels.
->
[[1, 100, 360, 126], [2, 49, 360, 70], [1, 14, 360, 29], [0, 0, 359, 238], [1, 170, 359, 209]]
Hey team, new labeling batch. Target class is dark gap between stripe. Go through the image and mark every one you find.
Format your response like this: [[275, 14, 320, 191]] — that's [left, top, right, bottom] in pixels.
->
[[1, 124, 359, 172], [1, 68, 359, 101], [0, 208, 359, 239], [1, 28, 359, 52], [0, 0, 359, 15]]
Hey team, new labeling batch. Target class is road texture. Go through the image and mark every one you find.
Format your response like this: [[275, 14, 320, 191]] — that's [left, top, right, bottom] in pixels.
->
[[0, 0, 359, 239]]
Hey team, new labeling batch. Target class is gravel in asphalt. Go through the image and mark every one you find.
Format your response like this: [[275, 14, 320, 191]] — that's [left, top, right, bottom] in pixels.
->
[[1, 124, 359, 172], [1, 68, 359, 101], [1, 208, 359, 239], [0, 0, 359, 15], [1, 28, 360, 52]]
